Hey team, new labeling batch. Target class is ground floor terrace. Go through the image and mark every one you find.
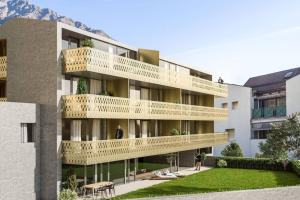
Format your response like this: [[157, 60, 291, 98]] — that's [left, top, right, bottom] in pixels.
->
[[62, 148, 211, 187]]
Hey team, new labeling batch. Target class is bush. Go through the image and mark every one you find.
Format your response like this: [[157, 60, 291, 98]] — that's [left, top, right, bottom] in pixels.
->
[[217, 159, 227, 168], [76, 78, 88, 94], [221, 142, 243, 157], [170, 128, 180, 136], [59, 189, 77, 200], [290, 160, 300, 176], [80, 38, 94, 48], [215, 157, 292, 171]]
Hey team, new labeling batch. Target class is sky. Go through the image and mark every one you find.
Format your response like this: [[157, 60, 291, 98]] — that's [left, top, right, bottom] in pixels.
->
[[31, 0, 300, 84]]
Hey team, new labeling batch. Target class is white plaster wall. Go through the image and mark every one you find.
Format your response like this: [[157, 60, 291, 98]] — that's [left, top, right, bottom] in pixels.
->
[[286, 74, 300, 115], [250, 139, 266, 156], [0, 102, 40, 200], [214, 84, 252, 157]]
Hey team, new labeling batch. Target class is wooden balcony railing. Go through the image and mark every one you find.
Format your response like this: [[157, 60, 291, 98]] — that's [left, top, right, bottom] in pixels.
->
[[0, 56, 7, 79], [63, 48, 228, 97], [62, 132, 228, 165], [62, 94, 228, 120]]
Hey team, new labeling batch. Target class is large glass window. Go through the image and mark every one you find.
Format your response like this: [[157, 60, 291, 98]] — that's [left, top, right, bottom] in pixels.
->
[[62, 37, 79, 50], [92, 39, 110, 52]]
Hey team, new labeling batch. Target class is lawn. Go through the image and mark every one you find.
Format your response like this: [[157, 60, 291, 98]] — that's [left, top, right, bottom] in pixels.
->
[[115, 168, 300, 199]]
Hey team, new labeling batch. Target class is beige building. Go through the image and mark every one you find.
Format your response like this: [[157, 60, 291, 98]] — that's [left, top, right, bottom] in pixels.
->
[[0, 18, 228, 199]]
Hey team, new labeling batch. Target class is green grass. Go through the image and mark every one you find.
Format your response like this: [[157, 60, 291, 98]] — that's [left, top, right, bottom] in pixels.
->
[[115, 168, 300, 199]]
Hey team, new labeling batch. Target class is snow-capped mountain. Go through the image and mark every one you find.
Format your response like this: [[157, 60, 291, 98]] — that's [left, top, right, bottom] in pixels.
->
[[0, 0, 110, 38]]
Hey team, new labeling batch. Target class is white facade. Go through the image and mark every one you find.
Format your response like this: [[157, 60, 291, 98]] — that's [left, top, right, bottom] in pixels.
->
[[0, 102, 40, 200], [215, 74, 300, 157], [286, 74, 300, 115], [214, 84, 252, 157]]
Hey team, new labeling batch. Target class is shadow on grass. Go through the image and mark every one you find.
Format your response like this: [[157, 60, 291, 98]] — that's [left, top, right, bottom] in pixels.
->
[[264, 170, 300, 186]]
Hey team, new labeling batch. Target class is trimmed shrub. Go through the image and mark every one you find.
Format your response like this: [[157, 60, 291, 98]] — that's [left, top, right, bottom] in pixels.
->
[[215, 157, 292, 171], [217, 159, 227, 168], [291, 160, 300, 176], [59, 189, 77, 200], [221, 142, 243, 157]]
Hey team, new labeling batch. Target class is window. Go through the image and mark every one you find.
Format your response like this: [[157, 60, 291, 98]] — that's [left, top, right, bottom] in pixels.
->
[[199, 147, 212, 154], [225, 128, 235, 139], [252, 130, 269, 139], [232, 101, 239, 110], [21, 123, 36, 143], [62, 37, 79, 50], [221, 103, 228, 108]]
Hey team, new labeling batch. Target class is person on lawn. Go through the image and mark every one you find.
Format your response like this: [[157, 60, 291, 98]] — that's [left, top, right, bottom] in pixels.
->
[[195, 154, 201, 171]]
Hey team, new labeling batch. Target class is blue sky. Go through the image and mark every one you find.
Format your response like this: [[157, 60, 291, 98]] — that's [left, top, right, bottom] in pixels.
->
[[31, 0, 300, 84]]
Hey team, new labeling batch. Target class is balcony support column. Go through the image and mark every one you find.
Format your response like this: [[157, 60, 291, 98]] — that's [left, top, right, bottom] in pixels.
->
[[94, 164, 98, 183], [124, 160, 127, 184], [84, 165, 87, 185], [127, 159, 130, 182], [134, 158, 137, 181], [100, 163, 103, 182], [107, 162, 110, 181], [177, 152, 180, 171]]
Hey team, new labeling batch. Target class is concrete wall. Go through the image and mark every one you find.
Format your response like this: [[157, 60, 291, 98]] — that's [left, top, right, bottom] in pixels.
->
[[0, 19, 58, 199], [214, 84, 252, 157], [0, 102, 40, 200], [286, 74, 300, 115]]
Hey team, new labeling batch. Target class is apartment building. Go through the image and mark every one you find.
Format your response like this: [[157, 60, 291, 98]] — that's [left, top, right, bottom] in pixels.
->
[[214, 68, 300, 157], [0, 18, 228, 199]]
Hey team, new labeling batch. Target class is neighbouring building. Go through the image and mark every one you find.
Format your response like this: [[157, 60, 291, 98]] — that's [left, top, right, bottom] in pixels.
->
[[214, 68, 300, 157], [0, 18, 229, 200]]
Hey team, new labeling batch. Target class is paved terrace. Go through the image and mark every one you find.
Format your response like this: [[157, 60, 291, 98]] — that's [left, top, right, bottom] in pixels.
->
[[79, 167, 211, 199]]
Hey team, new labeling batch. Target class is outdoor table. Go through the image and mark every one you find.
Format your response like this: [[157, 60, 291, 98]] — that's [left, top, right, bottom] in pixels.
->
[[82, 181, 114, 198]]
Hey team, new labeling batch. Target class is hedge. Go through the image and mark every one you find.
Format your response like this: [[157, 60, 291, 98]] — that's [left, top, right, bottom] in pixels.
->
[[215, 157, 292, 171], [290, 160, 300, 176]]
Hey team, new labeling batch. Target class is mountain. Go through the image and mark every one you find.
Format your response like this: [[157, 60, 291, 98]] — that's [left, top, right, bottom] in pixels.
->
[[0, 0, 110, 38]]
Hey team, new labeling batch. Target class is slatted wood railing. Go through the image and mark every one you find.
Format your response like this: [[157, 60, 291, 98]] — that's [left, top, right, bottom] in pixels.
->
[[62, 94, 228, 120], [62, 132, 228, 165], [63, 48, 227, 97]]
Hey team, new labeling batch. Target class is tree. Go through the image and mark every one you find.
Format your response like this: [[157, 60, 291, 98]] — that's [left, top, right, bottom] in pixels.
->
[[259, 113, 300, 160], [221, 142, 243, 157]]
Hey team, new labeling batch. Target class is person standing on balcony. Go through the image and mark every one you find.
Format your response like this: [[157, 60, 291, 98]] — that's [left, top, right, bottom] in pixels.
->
[[115, 125, 124, 139], [218, 77, 224, 84]]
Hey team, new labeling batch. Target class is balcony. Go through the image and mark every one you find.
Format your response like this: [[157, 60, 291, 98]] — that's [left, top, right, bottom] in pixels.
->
[[0, 97, 7, 102], [0, 56, 7, 79], [62, 94, 228, 120], [63, 47, 228, 97], [252, 105, 286, 119], [62, 132, 228, 165]]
